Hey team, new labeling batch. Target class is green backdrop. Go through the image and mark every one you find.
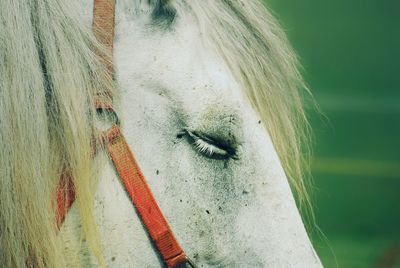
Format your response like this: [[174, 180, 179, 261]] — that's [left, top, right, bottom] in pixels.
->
[[264, 0, 400, 267]]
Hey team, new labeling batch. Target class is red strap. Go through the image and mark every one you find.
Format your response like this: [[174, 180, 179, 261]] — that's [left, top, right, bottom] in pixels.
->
[[93, 0, 115, 107], [92, 0, 115, 76], [56, 169, 75, 228], [104, 125, 188, 267]]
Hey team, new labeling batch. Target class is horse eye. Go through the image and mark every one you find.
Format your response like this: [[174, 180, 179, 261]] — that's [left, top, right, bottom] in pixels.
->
[[184, 129, 238, 160]]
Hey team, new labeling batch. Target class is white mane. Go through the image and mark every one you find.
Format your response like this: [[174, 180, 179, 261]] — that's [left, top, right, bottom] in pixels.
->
[[0, 0, 111, 266]]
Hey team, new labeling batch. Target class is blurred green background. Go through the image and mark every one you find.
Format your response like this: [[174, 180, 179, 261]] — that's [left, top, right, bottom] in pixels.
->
[[264, 0, 400, 267]]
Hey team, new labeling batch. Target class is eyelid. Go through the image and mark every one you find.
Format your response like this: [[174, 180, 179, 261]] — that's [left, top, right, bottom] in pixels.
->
[[184, 129, 238, 160]]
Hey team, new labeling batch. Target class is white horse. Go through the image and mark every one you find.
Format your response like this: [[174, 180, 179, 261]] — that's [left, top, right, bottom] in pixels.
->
[[0, 0, 321, 267]]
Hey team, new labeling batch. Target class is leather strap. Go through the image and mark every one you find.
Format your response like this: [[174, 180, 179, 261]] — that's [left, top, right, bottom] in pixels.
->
[[56, 1, 190, 267]]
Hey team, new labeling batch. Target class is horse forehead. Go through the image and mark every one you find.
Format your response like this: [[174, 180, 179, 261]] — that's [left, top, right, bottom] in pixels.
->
[[116, 21, 226, 79], [115, 23, 245, 113]]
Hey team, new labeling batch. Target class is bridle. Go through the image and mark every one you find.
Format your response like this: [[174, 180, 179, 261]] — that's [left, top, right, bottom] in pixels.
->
[[56, 1, 196, 267]]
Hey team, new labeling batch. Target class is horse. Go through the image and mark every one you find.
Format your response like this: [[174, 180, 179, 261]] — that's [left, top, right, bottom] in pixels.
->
[[0, 0, 322, 267]]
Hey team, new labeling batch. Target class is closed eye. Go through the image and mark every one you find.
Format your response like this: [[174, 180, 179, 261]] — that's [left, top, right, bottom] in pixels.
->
[[184, 129, 238, 160]]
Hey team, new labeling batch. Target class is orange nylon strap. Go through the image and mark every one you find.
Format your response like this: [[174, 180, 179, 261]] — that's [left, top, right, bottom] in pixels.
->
[[104, 125, 188, 267], [56, 0, 190, 267], [56, 169, 75, 228], [93, 0, 115, 107]]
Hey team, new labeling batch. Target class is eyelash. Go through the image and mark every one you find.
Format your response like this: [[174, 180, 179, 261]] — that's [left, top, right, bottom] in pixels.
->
[[184, 130, 237, 159], [193, 137, 230, 157]]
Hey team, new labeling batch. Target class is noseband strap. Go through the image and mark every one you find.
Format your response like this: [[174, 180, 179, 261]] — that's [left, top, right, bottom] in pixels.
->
[[56, 1, 192, 267]]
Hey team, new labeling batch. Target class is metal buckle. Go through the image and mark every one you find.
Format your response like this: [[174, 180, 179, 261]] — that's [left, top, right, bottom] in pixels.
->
[[96, 107, 120, 128], [94, 106, 121, 147], [174, 257, 198, 268], [185, 257, 198, 268]]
